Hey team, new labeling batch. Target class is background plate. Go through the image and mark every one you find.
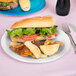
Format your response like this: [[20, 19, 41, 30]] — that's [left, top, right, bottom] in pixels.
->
[[0, 0, 46, 16], [1, 29, 71, 63]]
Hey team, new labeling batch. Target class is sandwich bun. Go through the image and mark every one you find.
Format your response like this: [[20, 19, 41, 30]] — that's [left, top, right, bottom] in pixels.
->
[[0, 0, 17, 2], [11, 16, 55, 29]]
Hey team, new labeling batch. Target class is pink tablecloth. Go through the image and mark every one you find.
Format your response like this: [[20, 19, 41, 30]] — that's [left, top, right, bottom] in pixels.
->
[[0, 0, 76, 76]]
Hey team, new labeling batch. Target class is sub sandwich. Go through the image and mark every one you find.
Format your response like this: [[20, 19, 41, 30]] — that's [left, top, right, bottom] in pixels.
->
[[0, 0, 18, 10], [6, 16, 63, 59], [7, 16, 57, 42]]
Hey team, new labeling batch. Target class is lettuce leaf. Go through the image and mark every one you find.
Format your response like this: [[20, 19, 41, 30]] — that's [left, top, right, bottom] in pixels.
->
[[37, 28, 52, 37], [23, 28, 36, 35], [6, 28, 23, 38], [51, 25, 58, 33], [6, 26, 58, 38], [36, 26, 57, 37], [6, 30, 11, 36]]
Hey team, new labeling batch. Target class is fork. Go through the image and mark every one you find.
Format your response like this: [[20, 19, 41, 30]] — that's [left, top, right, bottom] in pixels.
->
[[62, 23, 76, 53]]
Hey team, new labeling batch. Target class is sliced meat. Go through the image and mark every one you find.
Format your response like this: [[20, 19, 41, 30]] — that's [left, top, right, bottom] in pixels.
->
[[11, 36, 25, 42]]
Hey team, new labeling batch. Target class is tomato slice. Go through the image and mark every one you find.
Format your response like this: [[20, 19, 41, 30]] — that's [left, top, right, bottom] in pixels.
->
[[18, 33, 57, 41], [46, 33, 57, 38], [22, 34, 39, 41], [52, 33, 57, 36]]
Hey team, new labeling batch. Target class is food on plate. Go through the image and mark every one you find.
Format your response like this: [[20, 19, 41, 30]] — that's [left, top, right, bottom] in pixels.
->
[[10, 40, 63, 59], [19, 0, 31, 11], [44, 40, 53, 45], [40, 54, 48, 59], [6, 16, 57, 42], [33, 41, 44, 47], [53, 41, 64, 47], [0, 0, 18, 10], [10, 42, 33, 57], [40, 44, 60, 56], [6, 16, 64, 59], [24, 41, 41, 59]]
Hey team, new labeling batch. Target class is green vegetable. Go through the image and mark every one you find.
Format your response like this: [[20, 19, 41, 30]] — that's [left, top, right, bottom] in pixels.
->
[[6, 30, 11, 36], [0, 2, 10, 6], [0, 2, 2, 5], [36, 26, 57, 37], [2, 3, 7, 7], [0, 2, 10, 10], [23, 28, 36, 35], [6, 28, 23, 38], [51, 25, 58, 33], [36, 27, 52, 37], [6, 2, 10, 5], [3, 7, 7, 10], [6, 26, 58, 38]]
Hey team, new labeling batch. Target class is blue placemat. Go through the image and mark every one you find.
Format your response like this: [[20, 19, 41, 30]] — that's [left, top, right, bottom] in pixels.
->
[[0, 0, 46, 16]]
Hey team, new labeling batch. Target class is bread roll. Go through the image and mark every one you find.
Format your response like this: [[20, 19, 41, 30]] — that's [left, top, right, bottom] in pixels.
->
[[11, 16, 55, 29]]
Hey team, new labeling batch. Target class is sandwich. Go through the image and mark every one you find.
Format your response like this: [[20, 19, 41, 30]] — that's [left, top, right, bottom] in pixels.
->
[[7, 16, 57, 42], [6, 16, 61, 59], [0, 0, 18, 10], [19, 0, 31, 11]]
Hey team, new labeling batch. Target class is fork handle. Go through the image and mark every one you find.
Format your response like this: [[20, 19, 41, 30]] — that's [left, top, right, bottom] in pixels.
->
[[67, 33, 76, 53]]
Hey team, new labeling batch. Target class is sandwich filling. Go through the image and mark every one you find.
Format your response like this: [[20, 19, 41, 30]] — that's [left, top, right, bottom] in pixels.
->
[[0, 1, 18, 10], [7, 26, 57, 41], [0, 2, 11, 10]]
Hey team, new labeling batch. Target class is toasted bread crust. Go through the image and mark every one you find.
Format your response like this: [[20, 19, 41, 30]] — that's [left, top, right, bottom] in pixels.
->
[[11, 16, 55, 29], [0, 0, 17, 2]]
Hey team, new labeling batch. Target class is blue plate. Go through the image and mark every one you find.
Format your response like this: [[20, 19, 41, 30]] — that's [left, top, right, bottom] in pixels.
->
[[0, 0, 46, 16]]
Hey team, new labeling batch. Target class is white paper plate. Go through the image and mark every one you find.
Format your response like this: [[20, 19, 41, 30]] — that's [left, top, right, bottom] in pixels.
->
[[1, 29, 71, 63]]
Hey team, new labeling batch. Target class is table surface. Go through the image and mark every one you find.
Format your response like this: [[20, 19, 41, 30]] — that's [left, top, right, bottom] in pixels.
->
[[0, 0, 76, 76]]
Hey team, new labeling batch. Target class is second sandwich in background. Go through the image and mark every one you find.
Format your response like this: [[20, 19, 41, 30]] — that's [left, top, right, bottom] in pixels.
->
[[0, 0, 18, 10], [0, 0, 31, 11]]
